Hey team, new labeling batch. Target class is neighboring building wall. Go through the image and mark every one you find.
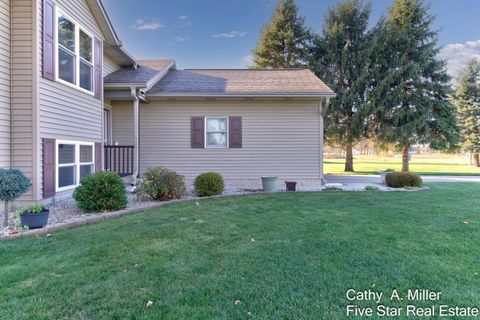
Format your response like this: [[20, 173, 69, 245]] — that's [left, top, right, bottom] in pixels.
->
[[11, 0, 36, 201], [112, 99, 323, 181], [103, 54, 120, 77], [36, 0, 104, 200], [0, 0, 10, 168]]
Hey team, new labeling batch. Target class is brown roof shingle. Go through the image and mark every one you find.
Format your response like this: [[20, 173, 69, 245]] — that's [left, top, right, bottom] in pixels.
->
[[147, 69, 335, 97]]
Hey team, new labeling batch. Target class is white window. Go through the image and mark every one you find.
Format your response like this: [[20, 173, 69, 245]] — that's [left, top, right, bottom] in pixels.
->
[[56, 9, 94, 94], [56, 141, 94, 191], [206, 117, 228, 148]]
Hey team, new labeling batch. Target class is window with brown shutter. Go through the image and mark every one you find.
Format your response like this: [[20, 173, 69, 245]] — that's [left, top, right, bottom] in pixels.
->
[[229, 117, 242, 148], [42, 0, 56, 81], [43, 138, 56, 198], [191, 117, 205, 148]]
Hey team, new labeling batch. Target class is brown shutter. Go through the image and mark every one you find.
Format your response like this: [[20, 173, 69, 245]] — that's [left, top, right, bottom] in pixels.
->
[[42, 0, 56, 81], [229, 117, 242, 148], [191, 117, 205, 148], [95, 142, 102, 172], [94, 38, 103, 99], [43, 138, 56, 198]]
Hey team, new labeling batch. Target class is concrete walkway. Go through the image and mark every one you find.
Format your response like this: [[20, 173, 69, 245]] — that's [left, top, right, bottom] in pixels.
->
[[326, 174, 480, 184]]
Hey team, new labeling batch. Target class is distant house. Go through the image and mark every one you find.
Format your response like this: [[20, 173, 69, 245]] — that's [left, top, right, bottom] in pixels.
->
[[0, 0, 335, 207]]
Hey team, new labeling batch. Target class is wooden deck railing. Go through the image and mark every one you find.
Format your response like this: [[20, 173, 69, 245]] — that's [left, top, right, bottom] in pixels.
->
[[104, 145, 134, 177]]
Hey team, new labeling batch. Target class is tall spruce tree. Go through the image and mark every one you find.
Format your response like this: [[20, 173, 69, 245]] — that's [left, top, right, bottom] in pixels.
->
[[252, 0, 311, 68], [369, 0, 458, 171], [309, 0, 373, 172], [452, 59, 480, 167]]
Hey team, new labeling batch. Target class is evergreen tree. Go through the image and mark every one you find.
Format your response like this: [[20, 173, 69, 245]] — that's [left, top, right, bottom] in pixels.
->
[[452, 59, 480, 167], [369, 0, 458, 171], [252, 0, 311, 68], [309, 0, 373, 172]]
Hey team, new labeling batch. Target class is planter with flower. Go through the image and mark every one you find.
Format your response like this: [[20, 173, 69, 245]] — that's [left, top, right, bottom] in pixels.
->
[[17, 204, 49, 229]]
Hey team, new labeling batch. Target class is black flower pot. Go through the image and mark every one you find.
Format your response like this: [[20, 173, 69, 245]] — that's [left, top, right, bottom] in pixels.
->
[[20, 209, 49, 229], [285, 181, 297, 192]]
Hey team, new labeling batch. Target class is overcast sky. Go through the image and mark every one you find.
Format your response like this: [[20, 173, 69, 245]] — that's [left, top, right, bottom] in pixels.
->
[[102, 0, 480, 80]]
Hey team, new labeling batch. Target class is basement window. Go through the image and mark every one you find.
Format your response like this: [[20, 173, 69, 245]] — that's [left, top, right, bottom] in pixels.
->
[[56, 141, 94, 191]]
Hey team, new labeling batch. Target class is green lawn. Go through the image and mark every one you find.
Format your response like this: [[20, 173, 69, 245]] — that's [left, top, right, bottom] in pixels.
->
[[1, 184, 480, 319], [325, 154, 480, 175]]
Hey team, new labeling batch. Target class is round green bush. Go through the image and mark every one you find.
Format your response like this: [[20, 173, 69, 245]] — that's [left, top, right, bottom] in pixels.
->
[[138, 167, 186, 201], [194, 172, 224, 197], [73, 171, 127, 213], [385, 171, 423, 188]]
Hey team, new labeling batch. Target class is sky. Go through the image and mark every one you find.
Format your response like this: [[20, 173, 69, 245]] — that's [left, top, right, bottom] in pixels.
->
[[102, 0, 480, 79]]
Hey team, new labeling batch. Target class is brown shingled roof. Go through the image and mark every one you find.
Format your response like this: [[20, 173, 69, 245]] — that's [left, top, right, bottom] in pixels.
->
[[147, 69, 335, 97]]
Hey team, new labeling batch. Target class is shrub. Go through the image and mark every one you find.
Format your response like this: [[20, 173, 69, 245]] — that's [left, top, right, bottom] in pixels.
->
[[385, 172, 423, 188], [324, 186, 343, 191], [73, 171, 127, 213], [138, 167, 186, 201], [194, 172, 225, 197], [365, 185, 380, 191], [0, 168, 31, 226]]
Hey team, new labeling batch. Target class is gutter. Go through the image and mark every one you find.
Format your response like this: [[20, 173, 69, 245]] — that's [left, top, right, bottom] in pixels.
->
[[146, 93, 337, 99]]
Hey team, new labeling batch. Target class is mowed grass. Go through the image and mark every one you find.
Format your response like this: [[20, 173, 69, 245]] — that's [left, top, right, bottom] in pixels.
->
[[325, 154, 480, 175], [1, 183, 480, 319]]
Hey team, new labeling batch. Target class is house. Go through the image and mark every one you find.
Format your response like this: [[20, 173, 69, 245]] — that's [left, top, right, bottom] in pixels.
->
[[0, 0, 335, 209]]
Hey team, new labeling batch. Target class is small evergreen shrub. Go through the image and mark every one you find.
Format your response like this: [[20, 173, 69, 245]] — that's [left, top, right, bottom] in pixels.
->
[[0, 168, 31, 226], [385, 172, 423, 188], [73, 171, 127, 213], [365, 185, 380, 191], [324, 186, 343, 191], [138, 167, 186, 201], [194, 172, 225, 197]]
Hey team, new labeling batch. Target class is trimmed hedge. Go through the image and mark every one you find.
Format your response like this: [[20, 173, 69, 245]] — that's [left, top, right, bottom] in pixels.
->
[[385, 171, 423, 188], [194, 172, 224, 197], [138, 167, 186, 201], [73, 171, 127, 213]]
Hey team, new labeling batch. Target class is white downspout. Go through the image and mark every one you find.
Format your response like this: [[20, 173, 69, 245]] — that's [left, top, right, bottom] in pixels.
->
[[131, 87, 140, 187]]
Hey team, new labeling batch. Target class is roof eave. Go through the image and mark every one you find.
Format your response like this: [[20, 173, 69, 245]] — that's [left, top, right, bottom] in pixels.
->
[[104, 83, 147, 89], [146, 93, 337, 99]]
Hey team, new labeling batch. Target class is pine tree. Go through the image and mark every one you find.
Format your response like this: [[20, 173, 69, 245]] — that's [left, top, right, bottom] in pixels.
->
[[309, 0, 373, 172], [252, 0, 311, 68], [452, 59, 480, 167], [369, 0, 458, 171]]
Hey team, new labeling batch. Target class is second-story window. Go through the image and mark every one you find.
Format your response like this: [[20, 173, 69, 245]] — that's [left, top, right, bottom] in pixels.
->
[[57, 11, 94, 94]]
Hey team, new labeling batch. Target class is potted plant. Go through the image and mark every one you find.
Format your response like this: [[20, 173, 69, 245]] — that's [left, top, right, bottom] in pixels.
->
[[19, 204, 49, 229], [0, 168, 31, 227], [285, 181, 297, 192], [380, 169, 395, 185]]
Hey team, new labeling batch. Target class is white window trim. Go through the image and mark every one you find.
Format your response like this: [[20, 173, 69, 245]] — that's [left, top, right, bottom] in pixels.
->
[[56, 140, 95, 192], [205, 116, 229, 149], [55, 8, 95, 96]]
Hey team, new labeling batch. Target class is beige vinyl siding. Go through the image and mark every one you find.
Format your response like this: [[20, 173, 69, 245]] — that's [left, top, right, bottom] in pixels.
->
[[103, 54, 120, 77], [10, 0, 35, 200], [37, 0, 104, 199], [0, 0, 10, 168], [111, 99, 322, 181]]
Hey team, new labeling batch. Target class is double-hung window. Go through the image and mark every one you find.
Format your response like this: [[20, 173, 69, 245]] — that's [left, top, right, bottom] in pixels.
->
[[57, 141, 94, 191], [206, 117, 228, 148], [57, 10, 94, 93]]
